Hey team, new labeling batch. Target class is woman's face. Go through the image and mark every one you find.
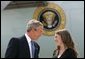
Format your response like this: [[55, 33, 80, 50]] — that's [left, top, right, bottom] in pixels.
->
[[54, 34, 63, 46]]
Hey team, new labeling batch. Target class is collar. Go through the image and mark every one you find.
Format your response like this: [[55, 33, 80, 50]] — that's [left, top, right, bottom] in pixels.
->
[[25, 33, 31, 43]]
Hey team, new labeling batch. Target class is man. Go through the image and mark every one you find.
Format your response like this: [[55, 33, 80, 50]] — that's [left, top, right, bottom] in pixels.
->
[[5, 19, 43, 58]]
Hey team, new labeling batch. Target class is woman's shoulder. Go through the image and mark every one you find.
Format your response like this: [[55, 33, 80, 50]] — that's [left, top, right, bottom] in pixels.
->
[[63, 48, 77, 58], [66, 48, 75, 53]]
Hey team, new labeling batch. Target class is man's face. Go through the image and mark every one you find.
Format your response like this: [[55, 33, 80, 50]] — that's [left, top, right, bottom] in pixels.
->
[[33, 26, 44, 40]]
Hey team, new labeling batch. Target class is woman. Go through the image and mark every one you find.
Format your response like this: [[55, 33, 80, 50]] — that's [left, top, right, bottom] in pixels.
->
[[53, 29, 78, 58]]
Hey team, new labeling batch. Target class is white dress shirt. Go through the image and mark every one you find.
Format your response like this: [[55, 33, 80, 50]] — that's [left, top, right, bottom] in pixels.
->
[[25, 33, 33, 58]]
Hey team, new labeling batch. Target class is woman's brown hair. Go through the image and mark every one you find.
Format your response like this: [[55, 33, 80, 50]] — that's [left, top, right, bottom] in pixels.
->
[[55, 29, 78, 56]]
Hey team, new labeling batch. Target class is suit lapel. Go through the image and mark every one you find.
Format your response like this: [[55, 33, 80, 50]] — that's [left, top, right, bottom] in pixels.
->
[[20, 35, 31, 57]]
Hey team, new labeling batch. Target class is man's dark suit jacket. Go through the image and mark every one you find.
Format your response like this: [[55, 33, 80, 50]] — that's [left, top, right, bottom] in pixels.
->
[[5, 35, 40, 58]]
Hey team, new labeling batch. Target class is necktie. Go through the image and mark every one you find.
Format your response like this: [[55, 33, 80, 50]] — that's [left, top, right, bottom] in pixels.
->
[[31, 41, 35, 58]]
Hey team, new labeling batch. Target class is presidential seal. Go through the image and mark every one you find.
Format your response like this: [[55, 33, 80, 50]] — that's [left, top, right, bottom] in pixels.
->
[[33, 2, 66, 36]]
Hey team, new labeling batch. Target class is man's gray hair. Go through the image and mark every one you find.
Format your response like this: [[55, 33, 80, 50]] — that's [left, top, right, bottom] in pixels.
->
[[26, 19, 43, 32]]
